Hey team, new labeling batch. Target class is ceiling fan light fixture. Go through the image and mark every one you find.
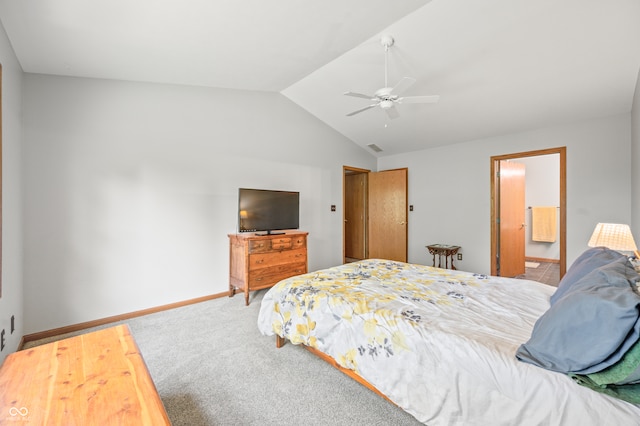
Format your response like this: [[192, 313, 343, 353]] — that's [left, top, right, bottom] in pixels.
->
[[380, 100, 394, 110]]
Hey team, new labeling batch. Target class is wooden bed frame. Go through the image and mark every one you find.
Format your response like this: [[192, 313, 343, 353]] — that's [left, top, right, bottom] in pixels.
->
[[275, 335, 394, 404]]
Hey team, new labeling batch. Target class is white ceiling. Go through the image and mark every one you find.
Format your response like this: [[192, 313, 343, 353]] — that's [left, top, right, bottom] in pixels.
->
[[1, 0, 639, 156]]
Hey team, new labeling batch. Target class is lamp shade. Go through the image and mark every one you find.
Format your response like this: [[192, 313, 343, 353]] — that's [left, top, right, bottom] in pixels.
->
[[587, 223, 638, 252]]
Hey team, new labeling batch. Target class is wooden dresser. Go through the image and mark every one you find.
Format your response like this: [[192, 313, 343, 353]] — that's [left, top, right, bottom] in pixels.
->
[[229, 231, 308, 305], [0, 324, 170, 425]]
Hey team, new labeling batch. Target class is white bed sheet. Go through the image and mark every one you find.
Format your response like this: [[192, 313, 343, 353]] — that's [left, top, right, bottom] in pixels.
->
[[257, 259, 640, 425]]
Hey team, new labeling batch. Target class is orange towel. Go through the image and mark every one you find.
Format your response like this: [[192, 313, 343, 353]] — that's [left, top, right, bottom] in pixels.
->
[[531, 207, 557, 242]]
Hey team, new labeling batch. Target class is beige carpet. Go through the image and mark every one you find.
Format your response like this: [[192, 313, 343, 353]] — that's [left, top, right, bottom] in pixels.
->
[[22, 291, 421, 425]]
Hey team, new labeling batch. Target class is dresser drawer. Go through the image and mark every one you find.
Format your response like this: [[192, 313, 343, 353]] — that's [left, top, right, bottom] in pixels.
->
[[249, 248, 307, 270], [291, 235, 306, 249], [248, 262, 307, 290], [271, 237, 292, 250], [248, 239, 272, 253]]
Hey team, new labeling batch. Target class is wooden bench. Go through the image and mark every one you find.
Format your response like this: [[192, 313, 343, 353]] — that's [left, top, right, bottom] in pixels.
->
[[0, 324, 170, 425]]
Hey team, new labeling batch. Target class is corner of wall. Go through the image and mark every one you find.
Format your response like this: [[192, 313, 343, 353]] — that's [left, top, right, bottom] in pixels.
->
[[631, 67, 640, 237], [0, 19, 24, 364]]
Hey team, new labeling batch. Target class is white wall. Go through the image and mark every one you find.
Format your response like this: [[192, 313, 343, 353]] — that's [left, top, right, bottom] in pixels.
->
[[22, 74, 375, 334], [519, 155, 560, 261], [0, 23, 23, 363], [379, 114, 632, 274], [632, 68, 640, 240], [15, 56, 640, 338]]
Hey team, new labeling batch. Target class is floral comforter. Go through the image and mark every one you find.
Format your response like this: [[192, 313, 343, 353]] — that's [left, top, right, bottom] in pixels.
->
[[257, 259, 640, 425]]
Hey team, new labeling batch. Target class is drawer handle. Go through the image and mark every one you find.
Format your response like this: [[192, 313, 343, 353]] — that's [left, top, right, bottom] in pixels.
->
[[256, 259, 264, 264], [255, 277, 263, 281]]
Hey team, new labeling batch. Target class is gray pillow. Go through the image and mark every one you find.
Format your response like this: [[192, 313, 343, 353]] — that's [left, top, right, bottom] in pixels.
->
[[550, 247, 626, 305], [517, 257, 640, 374]]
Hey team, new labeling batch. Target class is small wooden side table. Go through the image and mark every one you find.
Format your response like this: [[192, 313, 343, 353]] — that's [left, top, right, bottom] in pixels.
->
[[426, 244, 461, 270]]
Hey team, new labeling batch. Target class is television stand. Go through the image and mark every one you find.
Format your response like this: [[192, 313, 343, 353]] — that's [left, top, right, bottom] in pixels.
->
[[228, 231, 308, 305]]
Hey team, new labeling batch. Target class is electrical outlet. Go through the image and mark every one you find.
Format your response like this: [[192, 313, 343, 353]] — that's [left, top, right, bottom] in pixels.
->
[[409, 205, 414, 211], [457, 253, 462, 260], [1, 329, 5, 351]]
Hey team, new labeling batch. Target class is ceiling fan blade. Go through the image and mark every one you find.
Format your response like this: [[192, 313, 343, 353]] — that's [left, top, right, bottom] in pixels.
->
[[390, 77, 416, 96], [398, 95, 440, 104], [344, 91, 375, 100], [385, 105, 400, 120], [346, 104, 378, 117]]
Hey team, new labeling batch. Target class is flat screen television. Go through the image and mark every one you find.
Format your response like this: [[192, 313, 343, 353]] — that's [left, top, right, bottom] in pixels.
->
[[238, 188, 299, 235]]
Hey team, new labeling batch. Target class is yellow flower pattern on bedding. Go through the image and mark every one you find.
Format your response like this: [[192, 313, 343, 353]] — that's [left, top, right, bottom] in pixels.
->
[[262, 259, 488, 373]]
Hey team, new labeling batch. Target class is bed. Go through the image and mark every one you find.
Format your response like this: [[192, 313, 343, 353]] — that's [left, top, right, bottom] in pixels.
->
[[257, 252, 640, 425]]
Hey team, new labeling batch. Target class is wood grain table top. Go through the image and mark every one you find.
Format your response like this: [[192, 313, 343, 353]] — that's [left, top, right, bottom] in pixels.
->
[[0, 324, 170, 425]]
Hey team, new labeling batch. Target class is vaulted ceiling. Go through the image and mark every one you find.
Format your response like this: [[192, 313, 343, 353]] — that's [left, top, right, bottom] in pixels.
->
[[1, 0, 639, 156]]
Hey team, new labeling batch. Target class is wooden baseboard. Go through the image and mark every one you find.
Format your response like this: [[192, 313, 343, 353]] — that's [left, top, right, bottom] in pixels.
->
[[20, 291, 229, 348], [525, 256, 559, 264]]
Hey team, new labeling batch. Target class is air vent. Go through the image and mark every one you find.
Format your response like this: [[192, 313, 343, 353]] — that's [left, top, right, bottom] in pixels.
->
[[368, 144, 383, 153]]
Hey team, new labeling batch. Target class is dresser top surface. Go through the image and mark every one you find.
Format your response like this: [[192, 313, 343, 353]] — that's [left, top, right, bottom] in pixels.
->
[[229, 230, 308, 240]]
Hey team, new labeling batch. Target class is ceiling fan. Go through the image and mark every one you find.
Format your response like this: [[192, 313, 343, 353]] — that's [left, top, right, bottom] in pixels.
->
[[344, 35, 439, 119]]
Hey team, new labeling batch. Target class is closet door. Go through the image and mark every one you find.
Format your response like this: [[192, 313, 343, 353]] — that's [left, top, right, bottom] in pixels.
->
[[344, 172, 367, 260], [368, 168, 408, 262]]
